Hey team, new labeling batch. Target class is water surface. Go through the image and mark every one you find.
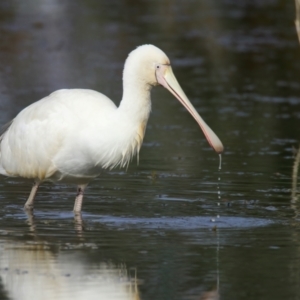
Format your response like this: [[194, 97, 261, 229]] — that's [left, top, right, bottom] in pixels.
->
[[0, 1, 300, 299]]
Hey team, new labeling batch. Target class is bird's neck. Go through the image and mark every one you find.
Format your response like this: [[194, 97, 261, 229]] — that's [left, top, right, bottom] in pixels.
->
[[113, 75, 152, 167], [119, 75, 152, 125]]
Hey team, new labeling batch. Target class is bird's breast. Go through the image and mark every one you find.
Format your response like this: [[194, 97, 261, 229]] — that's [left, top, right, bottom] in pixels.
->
[[93, 118, 148, 170]]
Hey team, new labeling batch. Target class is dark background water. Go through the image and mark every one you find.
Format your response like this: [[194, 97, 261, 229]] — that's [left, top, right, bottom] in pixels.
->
[[0, 0, 300, 299]]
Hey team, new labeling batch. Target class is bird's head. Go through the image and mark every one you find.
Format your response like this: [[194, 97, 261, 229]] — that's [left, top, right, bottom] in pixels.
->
[[124, 44, 171, 87]]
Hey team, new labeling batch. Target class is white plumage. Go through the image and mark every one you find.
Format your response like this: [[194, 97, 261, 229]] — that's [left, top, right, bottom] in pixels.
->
[[0, 44, 223, 212]]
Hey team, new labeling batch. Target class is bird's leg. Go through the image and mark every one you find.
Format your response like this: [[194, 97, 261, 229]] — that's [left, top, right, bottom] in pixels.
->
[[74, 212, 84, 236], [24, 181, 40, 211], [25, 209, 36, 233], [73, 184, 87, 213]]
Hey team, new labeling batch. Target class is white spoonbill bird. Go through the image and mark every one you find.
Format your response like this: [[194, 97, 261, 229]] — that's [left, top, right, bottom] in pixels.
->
[[0, 44, 223, 213]]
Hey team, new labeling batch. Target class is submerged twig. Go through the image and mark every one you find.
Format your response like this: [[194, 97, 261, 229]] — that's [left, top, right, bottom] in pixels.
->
[[295, 0, 300, 43], [292, 146, 300, 203]]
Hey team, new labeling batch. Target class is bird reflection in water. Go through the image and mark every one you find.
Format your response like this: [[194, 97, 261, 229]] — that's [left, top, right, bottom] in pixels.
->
[[0, 241, 140, 300]]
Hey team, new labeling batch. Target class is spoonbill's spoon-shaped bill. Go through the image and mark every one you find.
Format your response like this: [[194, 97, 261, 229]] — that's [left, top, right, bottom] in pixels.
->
[[156, 64, 223, 154], [0, 44, 224, 213]]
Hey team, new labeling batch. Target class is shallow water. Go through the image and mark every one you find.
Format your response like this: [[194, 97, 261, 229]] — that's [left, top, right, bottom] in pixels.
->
[[0, 0, 300, 299]]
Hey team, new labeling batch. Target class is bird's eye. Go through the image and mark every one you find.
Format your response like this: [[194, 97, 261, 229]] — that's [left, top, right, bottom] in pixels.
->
[[156, 65, 160, 69]]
